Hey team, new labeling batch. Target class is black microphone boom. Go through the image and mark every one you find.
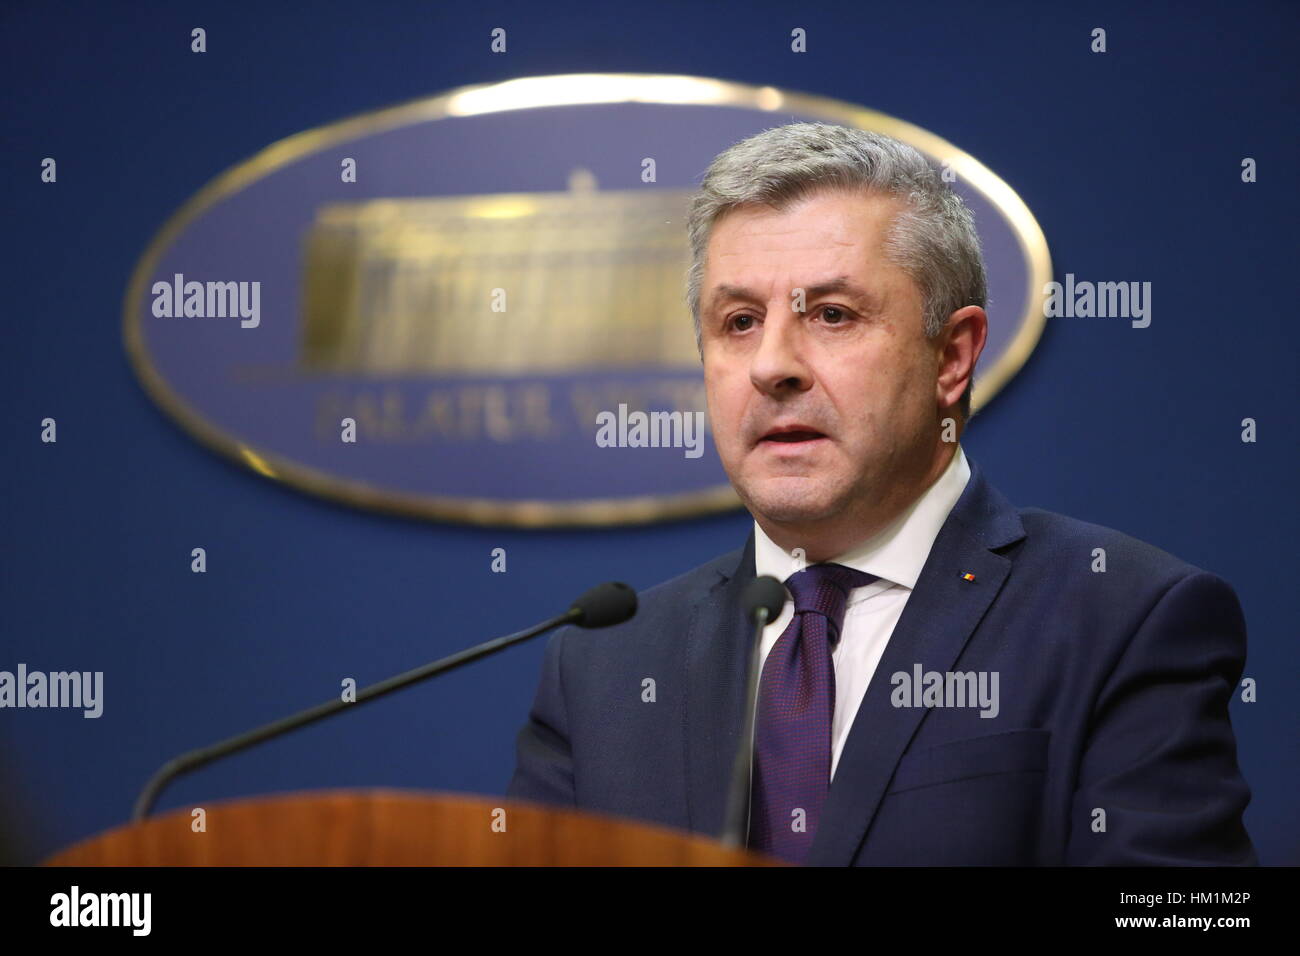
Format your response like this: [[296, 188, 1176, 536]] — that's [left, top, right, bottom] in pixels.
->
[[132, 581, 637, 822], [721, 575, 788, 850]]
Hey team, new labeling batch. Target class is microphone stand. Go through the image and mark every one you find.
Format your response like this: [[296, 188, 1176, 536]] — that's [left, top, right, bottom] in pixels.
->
[[720, 604, 774, 849], [132, 609, 578, 822]]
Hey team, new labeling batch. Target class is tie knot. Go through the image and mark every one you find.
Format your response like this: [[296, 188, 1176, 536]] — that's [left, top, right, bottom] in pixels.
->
[[784, 563, 877, 634]]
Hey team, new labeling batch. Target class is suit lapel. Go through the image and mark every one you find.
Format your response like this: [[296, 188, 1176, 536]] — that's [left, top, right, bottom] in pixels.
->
[[684, 530, 756, 837], [805, 459, 1025, 865]]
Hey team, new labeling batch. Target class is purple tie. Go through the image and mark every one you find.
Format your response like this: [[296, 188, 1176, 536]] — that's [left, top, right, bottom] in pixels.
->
[[749, 563, 877, 863]]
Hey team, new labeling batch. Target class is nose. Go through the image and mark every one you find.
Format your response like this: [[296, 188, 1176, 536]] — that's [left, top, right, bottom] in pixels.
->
[[749, 311, 813, 397]]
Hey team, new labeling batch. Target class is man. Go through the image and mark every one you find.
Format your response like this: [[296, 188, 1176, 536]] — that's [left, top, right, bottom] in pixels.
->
[[507, 123, 1256, 866]]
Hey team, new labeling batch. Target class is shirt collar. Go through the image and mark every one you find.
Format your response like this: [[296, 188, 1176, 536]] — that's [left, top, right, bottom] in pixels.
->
[[753, 444, 971, 590]]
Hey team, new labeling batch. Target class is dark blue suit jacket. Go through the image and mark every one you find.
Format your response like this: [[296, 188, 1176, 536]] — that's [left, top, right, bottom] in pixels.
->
[[507, 457, 1257, 865]]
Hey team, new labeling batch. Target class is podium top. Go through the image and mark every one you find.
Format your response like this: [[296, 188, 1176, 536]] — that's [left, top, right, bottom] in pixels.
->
[[45, 789, 782, 867]]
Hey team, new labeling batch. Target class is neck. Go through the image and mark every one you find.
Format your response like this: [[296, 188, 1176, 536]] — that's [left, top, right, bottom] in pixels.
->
[[757, 441, 958, 564]]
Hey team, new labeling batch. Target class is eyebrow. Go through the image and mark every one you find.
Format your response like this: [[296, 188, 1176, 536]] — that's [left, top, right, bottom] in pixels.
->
[[706, 276, 883, 315]]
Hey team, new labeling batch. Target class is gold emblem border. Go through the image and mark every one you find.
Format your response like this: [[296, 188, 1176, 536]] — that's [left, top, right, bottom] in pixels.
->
[[123, 73, 1051, 528]]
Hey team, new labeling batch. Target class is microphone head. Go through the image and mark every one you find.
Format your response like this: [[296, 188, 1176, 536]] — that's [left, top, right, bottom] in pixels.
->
[[744, 575, 787, 624], [570, 581, 638, 628]]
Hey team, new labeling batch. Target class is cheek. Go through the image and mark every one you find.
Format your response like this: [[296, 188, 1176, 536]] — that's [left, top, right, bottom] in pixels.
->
[[868, 339, 930, 400], [716, 393, 747, 444], [825, 347, 923, 435], [704, 376, 742, 441], [712, 361, 743, 411]]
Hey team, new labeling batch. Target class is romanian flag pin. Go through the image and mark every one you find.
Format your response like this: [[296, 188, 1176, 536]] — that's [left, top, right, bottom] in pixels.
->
[[960, 571, 976, 582]]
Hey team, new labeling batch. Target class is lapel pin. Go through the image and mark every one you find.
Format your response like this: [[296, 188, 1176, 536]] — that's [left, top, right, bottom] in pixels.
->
[[960, 571, 976, 582]]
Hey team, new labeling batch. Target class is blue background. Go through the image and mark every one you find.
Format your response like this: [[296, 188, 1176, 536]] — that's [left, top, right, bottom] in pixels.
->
[[1, 0, 1295, 865]]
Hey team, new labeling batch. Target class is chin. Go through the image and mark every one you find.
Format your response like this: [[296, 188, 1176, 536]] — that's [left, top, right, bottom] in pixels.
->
[[739, 476, 842, 525]]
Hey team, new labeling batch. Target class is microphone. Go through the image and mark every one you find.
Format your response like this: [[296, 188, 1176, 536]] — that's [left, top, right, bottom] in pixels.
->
[[720, 575, 788, 849], [132, 580, 638, 821], [569, 581, 637, 628]]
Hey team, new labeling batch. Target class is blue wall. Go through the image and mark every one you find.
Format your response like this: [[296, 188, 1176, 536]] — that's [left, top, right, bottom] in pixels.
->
[[2, 0, 1296, 864]]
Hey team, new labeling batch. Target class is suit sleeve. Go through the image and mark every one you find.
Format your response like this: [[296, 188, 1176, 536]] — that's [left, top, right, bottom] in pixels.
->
[[506, 627, 577, 807], [1065, 571, 1257, 865]]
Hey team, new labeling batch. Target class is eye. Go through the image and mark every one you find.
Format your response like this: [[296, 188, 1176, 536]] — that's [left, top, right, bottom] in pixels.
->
[[818, 306, 848, 324], [729, 314, 757, 332]]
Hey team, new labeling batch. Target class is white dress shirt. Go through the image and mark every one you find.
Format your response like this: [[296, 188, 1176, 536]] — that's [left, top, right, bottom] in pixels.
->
[[752, 444, 972, 780]]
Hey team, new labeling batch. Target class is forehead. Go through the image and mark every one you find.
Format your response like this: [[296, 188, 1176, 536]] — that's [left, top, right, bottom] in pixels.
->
[[702, 189, 907, 309]]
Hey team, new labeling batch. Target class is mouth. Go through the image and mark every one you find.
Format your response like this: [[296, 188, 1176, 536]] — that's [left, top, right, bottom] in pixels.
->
[[758, 426, 828, 447]]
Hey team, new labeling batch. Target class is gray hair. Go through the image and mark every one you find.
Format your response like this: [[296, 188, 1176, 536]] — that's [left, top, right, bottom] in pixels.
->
[[685, 122, 986, 420]]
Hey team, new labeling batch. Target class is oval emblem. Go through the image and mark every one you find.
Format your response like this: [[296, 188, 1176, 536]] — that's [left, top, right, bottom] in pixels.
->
[[125, 74, 1050, 527]]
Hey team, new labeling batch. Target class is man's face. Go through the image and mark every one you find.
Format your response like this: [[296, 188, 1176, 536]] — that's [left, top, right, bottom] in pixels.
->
[[700, 188, 942, 532]]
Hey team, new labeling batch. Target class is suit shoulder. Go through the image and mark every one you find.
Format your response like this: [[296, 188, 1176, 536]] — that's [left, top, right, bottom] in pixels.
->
[[1011, 507, 1246, 656], [1016, 506, 1218, 585], [556, 542, 743, 657], [637, 544, 743, 607]]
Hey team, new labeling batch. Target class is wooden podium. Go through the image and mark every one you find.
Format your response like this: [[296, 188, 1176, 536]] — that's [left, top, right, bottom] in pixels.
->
[[44, 790, 781, 866]]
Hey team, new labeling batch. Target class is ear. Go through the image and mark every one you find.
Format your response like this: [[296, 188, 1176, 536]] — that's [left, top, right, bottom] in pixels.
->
[[936, 305, 987, 412]]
